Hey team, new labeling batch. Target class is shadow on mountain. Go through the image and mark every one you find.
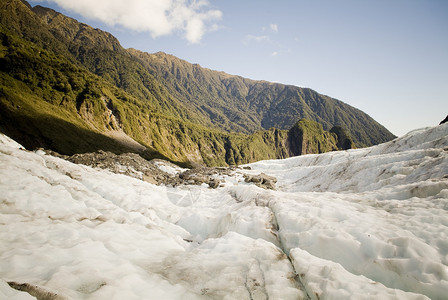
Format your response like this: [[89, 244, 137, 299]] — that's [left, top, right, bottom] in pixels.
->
[[0, 102, 169, 163]]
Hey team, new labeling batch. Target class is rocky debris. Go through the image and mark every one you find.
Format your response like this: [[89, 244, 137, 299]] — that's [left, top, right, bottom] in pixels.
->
[[244, 173, 277, 190], [42, 149, 69, 160], [208, 178, 220, 189], [66, 150, 173, 184], [41, 149, 278, 190], [171, 166, 236, 188]]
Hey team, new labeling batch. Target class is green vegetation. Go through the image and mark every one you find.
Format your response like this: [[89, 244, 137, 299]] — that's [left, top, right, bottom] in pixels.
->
[[0, 25, 287, 166], [288, 119, 338, 155], [0, 30, 145, 155], [28, 3, 394, 146], [0, 0, 394, 167], [330, 126, 355, 150], [130, 50, 396, 147]]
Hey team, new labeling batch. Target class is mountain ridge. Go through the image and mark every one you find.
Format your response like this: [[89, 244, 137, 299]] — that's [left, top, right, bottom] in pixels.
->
[[0, 0, 394, 167], [27, 2, 395, 146], [0, 24, 342, 167], [128, 48, 395, 146]]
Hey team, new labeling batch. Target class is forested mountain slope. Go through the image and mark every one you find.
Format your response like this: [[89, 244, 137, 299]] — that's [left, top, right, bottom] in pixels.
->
[[30, 1, 394, 146], [129, 49, 394, 146], [0, 0, 393, 166]]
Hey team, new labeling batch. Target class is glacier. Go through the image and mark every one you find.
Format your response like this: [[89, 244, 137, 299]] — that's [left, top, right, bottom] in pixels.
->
[[0, 123, 447, 299]]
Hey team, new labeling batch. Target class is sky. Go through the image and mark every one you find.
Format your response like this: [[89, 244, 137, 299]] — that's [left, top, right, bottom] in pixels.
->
[[28, 0, 448, 137]]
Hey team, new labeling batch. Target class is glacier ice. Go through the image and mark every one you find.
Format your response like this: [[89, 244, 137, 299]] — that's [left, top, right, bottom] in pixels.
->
[[0, 124, 447, 299]]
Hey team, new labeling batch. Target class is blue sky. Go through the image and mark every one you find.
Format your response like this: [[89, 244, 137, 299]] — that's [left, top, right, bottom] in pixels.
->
[[29, 0, 448, 136]]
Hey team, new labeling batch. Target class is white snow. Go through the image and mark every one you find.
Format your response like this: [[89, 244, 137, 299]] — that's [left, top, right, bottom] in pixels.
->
[[152, 160, 187, 175], [1, 123, 447, 299], [0, 279, 35, 300]]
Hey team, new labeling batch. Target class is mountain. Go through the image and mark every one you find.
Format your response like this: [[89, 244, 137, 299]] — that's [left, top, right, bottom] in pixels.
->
[[0, 27, 338, 167], [30, 3, 391, 145], [0, 0, 395, 167], [1, 123, 447, 299], [129, 49, 394, 146]]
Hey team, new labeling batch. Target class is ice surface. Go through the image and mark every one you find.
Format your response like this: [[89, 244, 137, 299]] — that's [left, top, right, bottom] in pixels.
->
[[290, 248, 429, 300], [152, 160, 187, 175], [0, 279, 36, 299], [1, 123, 447, 299]]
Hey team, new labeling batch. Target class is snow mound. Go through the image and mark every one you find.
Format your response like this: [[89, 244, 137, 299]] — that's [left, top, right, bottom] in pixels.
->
[[1, 123, 447, 299]]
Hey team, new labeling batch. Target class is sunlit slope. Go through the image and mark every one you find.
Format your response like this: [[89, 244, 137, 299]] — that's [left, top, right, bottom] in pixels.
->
[[0, 17, 354, 167], [130, 49, 395, 147], [4, 0, 395, 147]]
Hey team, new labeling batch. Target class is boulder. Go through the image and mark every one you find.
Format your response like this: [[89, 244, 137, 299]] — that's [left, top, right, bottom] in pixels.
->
[[244, 172, 277, 190]]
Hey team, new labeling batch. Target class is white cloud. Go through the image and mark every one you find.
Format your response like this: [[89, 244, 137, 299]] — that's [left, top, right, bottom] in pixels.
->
[[270, 23, 278, 33], [245, 34, 270, 43], [34, 0, 222, 43], [271, 51, 279, 56]]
